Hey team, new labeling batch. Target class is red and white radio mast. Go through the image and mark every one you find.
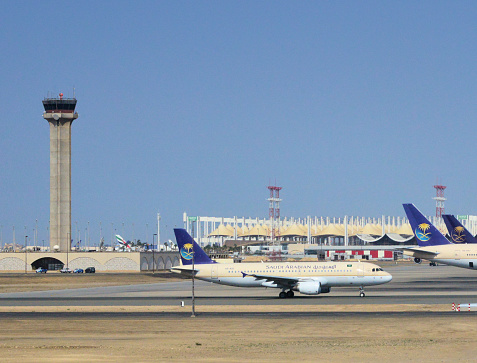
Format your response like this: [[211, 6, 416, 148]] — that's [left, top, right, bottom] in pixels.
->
[[267, 184, 282, 245], [433, 183, 446, 218]]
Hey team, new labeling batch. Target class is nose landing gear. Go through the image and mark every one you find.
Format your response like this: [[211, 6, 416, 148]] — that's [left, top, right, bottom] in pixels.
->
[[359, 286, 365, 297]]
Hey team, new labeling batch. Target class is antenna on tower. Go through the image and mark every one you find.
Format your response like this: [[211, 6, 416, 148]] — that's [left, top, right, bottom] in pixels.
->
[[73, 86, 75, 99]]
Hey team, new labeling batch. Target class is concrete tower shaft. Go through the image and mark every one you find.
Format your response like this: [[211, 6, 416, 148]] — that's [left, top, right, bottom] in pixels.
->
[[42, 94, 78, 252]]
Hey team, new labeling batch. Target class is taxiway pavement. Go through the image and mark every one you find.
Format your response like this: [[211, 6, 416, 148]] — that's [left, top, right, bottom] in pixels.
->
[[0, 263, 476, 307]]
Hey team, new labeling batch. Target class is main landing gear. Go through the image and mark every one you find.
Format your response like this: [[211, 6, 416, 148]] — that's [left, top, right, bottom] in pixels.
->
[[279, 290, 295, 298], [359, 286, 365, 298]]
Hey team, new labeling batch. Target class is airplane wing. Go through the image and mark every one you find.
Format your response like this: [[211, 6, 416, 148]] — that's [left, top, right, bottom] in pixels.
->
[[400, 248, 439, 259], [242, 272, 322, 288]]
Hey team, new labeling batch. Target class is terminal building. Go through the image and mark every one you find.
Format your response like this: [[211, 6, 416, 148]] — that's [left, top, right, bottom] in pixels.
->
[[183, 212, 477, 261], [0, 251, 180, 272], [0, 212, 474, 270]]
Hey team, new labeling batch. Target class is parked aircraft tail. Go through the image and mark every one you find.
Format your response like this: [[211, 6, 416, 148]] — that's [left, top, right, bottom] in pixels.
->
[[174, 228, 215, 265], [115, 235, 131, 249], [443, 215, 477, 244], [402, 203, 451, 247]]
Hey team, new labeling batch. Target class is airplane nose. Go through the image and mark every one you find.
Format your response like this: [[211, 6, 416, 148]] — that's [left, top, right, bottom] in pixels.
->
[[385, 274, 393, 283]]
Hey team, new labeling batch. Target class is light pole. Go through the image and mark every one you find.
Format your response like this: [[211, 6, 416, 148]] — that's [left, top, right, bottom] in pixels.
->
[[66, 233, 69, 269], [24, 235, 28, 273], [152, 234, 157, 274], [191, 240, 196, 317]]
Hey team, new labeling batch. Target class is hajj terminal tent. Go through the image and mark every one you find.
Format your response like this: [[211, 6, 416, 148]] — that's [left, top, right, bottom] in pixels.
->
[[394, 223, 413, 236], [237, 225, 248, 235], [240, 224, 269, 238], [211, 221, 419, 244], [313, 224, 345, 237], [208, 224, 234, 237], [310, 225, 323, 234], [358, 223, 383, 237], [281, 224, 307, 237]]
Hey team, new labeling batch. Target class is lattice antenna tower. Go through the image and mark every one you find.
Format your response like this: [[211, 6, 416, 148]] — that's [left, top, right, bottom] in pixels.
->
[[433, 182, 447, 218], [267, 184, 282, 245]]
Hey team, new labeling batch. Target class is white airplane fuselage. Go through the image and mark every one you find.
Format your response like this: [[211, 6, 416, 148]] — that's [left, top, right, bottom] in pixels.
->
[[172, 261, 392, 290], [404, 244, 477, 269]]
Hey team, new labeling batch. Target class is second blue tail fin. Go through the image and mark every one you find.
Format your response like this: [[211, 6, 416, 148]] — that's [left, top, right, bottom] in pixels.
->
[[443, 215, 477, 244], [402, 204, 451, 247], [174, 228, 215, 265]]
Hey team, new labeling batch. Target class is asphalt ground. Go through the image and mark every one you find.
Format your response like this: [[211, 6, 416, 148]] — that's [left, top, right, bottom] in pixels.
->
[[0, 262, 476, 307]]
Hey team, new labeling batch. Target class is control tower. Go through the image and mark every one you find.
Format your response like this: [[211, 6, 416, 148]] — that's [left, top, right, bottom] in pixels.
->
[[42, 93, 78, 252]]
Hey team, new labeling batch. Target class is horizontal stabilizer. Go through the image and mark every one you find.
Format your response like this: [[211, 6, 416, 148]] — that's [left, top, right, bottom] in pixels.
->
[[170, 266, 198, 275], [400, 247, 439, 259]]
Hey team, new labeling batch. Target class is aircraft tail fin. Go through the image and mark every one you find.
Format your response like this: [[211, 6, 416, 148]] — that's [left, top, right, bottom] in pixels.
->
[[174, 228, 215, 265], [402, 204, 451, 247], [115, 235, 131, 248], [443, 215, 477, 244]]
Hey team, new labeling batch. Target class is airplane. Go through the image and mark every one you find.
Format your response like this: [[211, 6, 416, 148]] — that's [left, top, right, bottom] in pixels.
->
[[115, 235, 132, 250], [171, 228, 392, 298], [442, 214, 477, 244], [402, 203, 477, 269]]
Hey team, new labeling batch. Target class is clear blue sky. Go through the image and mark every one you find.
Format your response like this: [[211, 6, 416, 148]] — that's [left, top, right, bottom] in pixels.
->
[[1, 1, 477, 246]]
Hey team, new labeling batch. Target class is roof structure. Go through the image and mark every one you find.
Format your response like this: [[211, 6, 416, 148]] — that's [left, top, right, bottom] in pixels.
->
[[208, 224, 234, 237], [242, 224, 270, 237], [394, 223, 413, 236], [281, 224, 307, 237], [314, 224, 345, 237], [359, 223, 383, 237]]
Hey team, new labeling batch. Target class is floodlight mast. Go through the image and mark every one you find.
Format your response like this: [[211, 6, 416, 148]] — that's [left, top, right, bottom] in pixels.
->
[[191, 240, 196, 317]]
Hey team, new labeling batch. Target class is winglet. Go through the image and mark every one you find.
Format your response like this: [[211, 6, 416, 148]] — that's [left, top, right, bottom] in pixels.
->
[[403, 204, 451, 247], [241, 272, 248, 278]]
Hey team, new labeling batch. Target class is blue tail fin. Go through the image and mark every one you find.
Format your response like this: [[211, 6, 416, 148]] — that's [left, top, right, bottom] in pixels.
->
[[402, 204, 451, 247], [174, 228, 215, 265], [443, 215, 477, 244]]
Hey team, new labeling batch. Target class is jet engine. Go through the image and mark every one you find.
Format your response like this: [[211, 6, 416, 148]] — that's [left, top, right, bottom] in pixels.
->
[[414, 258, 421, 264], [261, 281, 278, 288], [297, 281, 322, 295]]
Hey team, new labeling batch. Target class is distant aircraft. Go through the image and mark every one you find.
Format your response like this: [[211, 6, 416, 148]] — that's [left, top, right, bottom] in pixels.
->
[[442, 214, 477, 244], [171, 228, 392, 298], [402, 203, 477, 269], [115, 235, 131, 250]]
